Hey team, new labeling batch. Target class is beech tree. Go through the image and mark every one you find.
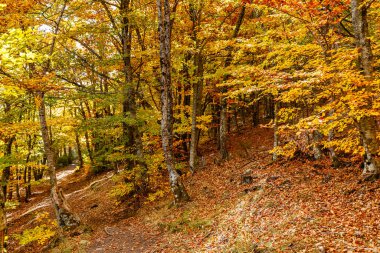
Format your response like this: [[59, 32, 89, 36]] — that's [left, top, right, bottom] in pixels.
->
[[1, 2, 380, 249], [157, 0, 190, 202], [0, 1, 80, 227], [351, 0, 380, 179]]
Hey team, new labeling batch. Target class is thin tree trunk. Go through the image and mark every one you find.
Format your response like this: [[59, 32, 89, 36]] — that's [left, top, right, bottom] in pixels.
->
[[24, 136, 32, 202], [36, 91, 80, 227], [157, 0, 189, 203], [327, 109, 340, 167], [178, 53, 192, 157], [75, 132, 83, 169], [211, 101, 220, 144], [27, 167, 32, 200], [16, 168, 20, 201], [84, 131, 94, 166], [219, 99, 229, 160], [189, 55, 204, 172], [273, 101, 279, 161], [219, 4, 246, 160], [188, 1, 205, 173], [312, 130, 323, 160], [351, 0, 380, 178], [0, 132, 9, 251], [1, 136, 14, 202], [0, 188, 6, 253]]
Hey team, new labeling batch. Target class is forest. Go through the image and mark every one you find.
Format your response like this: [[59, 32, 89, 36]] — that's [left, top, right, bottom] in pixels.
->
[[1, 0, 380, 252]]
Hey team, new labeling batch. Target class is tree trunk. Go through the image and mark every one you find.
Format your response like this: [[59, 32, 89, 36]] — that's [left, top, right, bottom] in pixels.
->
[[1, 136, 14, 202], [23, 167, 28, 202], [27, 167, 32, 200], [75, 132, 83, 169], [351, 0, 380, 178], [36, 91, 80, 227], [157, 0, 189, 203], [0, 187, 6, 253], [189, 55, 204, 172], [327, 109, 340, 167], [178, 53, 192, 158], [219, 4, 246, 160], [188, 2, 205, 173], [312, 130, 323, 160], [211, 101, 220, 145], [84, 131, 94, 166], [2, 102, 14, 202], [16, 168, 20, 201], [253, 101, 260, 126], [24, 135, 33, 202], [0, 132, 8, 252], [273, 101, 279, 161], [121, 0, 146, 171], [219, 99, 229, 160]]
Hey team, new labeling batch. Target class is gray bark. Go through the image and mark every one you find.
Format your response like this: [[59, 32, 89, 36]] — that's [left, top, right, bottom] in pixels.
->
[[351, 0, 373, 76], [157, 0, 189, 203], [351, 0, 380, 178], [189, 2, 204, 173]]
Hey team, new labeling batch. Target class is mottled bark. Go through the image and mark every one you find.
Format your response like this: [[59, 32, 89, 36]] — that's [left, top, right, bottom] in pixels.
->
[[36, 92, 80, 227], [351, 0, 380, 178], [351, 0, 373, 76], [157, 0, 189, 203], [358, 117, 380, 176]]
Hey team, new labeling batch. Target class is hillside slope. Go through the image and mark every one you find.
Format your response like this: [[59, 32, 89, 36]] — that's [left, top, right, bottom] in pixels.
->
[[9, 126, 380, 252]]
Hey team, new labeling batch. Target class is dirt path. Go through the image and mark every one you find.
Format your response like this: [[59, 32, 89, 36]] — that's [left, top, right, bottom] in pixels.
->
[[8, 164, 78, 223], [86, 220, 160, 253], [9, 128, 276, 253]]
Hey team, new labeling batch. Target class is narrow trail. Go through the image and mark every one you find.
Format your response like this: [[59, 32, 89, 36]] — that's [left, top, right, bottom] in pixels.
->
[[84, 127, 275, 253], [9, 164, 122, 253], [10, 127, 277, 253], [9, 127, 380, 252], [8, 164, 78, 223], [87, 221, 160, 253]]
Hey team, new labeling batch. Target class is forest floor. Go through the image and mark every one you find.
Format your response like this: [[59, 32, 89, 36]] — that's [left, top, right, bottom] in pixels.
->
[[8, 126, 380, 252]]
